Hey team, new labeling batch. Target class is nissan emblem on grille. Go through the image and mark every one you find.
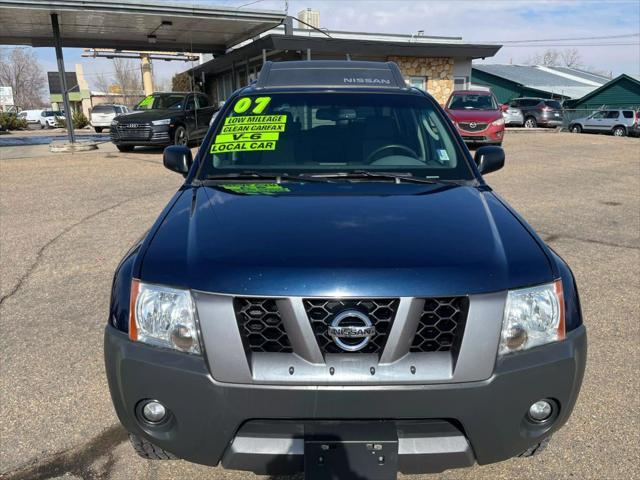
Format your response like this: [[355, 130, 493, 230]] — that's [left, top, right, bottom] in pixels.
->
[[327, 310, 376, 352]]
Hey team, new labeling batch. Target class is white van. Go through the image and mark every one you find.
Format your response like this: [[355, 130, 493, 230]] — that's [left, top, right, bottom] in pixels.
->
[[17, 109, 45, 124]]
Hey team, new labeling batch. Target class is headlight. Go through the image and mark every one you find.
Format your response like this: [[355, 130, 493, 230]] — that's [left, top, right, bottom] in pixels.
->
[[129, 280, 201, 354], [491, 117, 505, 127], [152, 119, 171, 126], [499, 280, 565, 355], [110, 120, 118, 126]]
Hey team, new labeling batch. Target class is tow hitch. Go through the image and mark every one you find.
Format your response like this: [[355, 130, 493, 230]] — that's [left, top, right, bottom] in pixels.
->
[[304, 422, 398, 480]]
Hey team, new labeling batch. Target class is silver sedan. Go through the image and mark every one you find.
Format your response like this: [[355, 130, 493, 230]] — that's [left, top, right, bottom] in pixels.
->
[[503, 106, 524, 127]]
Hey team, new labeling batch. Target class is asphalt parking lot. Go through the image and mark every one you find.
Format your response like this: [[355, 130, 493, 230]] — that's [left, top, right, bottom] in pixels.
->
[[1, 131, 638, 480]]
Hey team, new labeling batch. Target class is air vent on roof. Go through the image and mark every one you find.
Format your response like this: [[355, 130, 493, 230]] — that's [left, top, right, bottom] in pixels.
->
[[255, 60, 408, 90]]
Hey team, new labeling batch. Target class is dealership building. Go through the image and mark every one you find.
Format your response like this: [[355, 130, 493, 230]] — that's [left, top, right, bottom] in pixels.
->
[[190, 17, 501, 106]]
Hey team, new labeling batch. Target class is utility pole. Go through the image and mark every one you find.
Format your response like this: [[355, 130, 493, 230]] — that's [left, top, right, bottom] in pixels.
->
[[50, 13, 75, 143]]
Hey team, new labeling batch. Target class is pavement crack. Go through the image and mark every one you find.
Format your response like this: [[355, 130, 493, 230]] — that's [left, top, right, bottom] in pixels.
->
[[541, 231, 639, 251], [1, 424, 127, 480], [0, 189, 173, 306]]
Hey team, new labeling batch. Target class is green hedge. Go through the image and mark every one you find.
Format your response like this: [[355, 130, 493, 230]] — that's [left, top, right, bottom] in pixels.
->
[[0, 113, 28, 130]]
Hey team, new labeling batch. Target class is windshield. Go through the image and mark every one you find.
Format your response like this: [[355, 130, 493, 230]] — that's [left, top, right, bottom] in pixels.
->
[[544, 100, 562, 110], [199, 93, 473, 181], [92, 105, 116, 114], [135, 94, 185, 110], [447, 94, 497, 111]]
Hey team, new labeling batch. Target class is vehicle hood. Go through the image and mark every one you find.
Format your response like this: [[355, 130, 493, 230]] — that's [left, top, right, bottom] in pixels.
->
[[140, 183, 553, 297], [446, 109, 502, 123], [115, 110, 177, 122]]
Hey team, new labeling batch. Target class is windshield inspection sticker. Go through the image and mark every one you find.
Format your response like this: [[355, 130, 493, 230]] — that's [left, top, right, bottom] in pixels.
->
[[220, 183, 290, 195], [437, 149, 450, 162]]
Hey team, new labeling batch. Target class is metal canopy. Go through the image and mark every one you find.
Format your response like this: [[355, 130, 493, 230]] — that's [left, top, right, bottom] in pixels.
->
[[192, 34, 502, 76], [0, 0, 286, 54]]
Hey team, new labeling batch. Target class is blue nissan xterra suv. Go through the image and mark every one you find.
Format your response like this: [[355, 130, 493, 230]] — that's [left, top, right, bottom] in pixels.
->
[[105, 61, 586, 479]]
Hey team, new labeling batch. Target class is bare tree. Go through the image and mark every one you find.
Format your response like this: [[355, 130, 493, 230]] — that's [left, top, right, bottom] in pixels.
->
[[113, 58, 143, 105], [525, 48, 561, 66], [0, 47, 46, 108], [560, 48, 583, 68], [89, 58, 143, 106]]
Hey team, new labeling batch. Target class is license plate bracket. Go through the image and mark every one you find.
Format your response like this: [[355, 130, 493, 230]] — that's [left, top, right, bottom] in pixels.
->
[[304, 422, 398, 480]]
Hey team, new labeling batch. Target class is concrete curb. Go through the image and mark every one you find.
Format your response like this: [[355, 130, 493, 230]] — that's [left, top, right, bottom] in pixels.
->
[[49, 140, 99, 153]]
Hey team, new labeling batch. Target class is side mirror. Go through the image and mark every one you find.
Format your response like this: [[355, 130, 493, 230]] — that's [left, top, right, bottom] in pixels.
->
[[474, 146, 505, 175], [163, 145, 193, 176]]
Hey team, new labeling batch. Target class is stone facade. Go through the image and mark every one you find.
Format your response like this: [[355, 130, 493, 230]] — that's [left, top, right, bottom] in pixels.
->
[[388, 56, 454, 105]]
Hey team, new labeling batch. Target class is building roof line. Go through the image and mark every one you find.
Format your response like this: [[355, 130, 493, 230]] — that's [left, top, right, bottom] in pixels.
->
[[534, 66, 604, 87]]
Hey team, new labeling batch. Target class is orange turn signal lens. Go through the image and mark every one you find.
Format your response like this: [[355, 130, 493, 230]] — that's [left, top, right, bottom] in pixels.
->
[[129, 279, 140, 341], [554, 279, 565, 341]]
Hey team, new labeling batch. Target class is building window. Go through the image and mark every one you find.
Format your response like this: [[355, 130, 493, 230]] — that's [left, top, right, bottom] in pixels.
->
[[407, 76, 427, 91], [454, 77, 468, 91]]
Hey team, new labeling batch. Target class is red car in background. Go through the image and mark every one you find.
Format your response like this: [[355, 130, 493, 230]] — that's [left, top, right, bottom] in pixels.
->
[[445, 90, 505, 146]]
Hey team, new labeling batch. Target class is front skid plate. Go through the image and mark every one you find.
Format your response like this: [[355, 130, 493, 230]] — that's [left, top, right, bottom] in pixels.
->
[[304, 422, 398, 480]]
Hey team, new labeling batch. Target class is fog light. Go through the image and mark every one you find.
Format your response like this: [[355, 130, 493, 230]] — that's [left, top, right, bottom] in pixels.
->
[[503, 323, 528, 351], [142, 400, 167, 423], [528, 400, 553, 422], [170, 323, 195, 351]]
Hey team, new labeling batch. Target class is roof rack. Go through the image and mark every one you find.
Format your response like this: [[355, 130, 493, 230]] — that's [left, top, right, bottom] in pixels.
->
[[255, 60, 409, 90]]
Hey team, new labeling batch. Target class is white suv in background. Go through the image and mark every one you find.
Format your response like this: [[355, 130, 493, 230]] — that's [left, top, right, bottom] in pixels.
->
[[90, 104, 129, 133], [39, 110, 65, 129]]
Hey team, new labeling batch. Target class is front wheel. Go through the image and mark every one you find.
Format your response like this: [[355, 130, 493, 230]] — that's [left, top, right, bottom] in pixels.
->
[[612, 126, 626, 137], [571, 124, 582, 134], [116, 145, 134, 152], [173, 126, 188, 146], [524, 117, 537, 128], [129, 433, 178, 460], [94, 127, 103, 133]]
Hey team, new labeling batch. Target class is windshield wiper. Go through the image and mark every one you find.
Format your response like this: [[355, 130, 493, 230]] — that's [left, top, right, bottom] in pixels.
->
[[304, 171, 467, 185], [199, 171, 334, 184]]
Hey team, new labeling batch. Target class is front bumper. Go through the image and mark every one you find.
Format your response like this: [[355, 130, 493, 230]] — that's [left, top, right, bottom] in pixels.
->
[[457, 125, 504, 145], [104, 324, 586, 474], [110, 124, 171, 146]]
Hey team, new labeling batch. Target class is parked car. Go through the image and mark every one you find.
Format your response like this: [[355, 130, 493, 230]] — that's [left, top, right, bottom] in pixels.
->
[[104, 61, 586, 478], [445, 90, 505, 145], [90, 104, 129, 133], [109, 92, 217, 152], [502, 104, 524, 127], [569, 109, 639, 137], [39, 110, 65, 129], [17, 109, 44, 124], [509, 98, 563, 128]]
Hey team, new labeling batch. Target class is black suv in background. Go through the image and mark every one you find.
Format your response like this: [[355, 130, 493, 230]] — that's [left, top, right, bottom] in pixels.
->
[[509, 98, 564, 128], [110, 92, 217, 152]]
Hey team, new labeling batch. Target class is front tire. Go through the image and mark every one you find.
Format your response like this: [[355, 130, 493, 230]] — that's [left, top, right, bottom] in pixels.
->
[[94, 127, 103, 133], [116, 145, 134, 152], [518, 436, 551, 458], [173, 126, 188, 146], [612, 126, 626, 137], [524, 117, 537, 128], [571, 124, 582, 134], [129, 433, 178, 460]]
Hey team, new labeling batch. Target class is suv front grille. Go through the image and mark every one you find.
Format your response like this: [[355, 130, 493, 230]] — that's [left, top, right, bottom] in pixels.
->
[[112, 123, 151, 140], [410, 297, 469, 353], [233, 298, 292, 353], [303, 299, 399, 354], [458, 122, 488, 132]]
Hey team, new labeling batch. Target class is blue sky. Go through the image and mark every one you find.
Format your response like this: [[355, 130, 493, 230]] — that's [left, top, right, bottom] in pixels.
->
[[14, 0, 640, 90]]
